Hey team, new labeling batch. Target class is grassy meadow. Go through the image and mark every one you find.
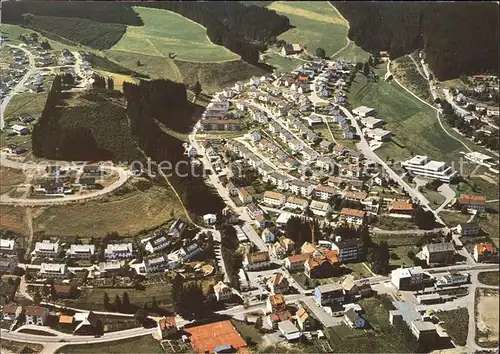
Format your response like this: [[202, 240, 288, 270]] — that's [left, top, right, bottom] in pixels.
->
[[111, 7, 239, 63], [267, 1, 349, 57]]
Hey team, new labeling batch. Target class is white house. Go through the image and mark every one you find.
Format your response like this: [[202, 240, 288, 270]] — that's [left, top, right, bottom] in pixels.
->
[[34, 241, 60, 258], [309, 200, 331, 216], [261, 228, 275, 243], [344, 308, 365, 329], [213, 281, 233, 301], [401, 155, 457, 182], [263, 191, 286, 207], [104, 243, 133, 260], [25, 306, 49, 326], [67, 244, 95, 259], [286, 196, 309, 211], [39, 263, 68, 279]]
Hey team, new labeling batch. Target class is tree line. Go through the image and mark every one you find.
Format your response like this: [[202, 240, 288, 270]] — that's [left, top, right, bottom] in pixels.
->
[[3, 1, 143, 25], [132, 1, 292, 65], [333, 1, 499, 80]]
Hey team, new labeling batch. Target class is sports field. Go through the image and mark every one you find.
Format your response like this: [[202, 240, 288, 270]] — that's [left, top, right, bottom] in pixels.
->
[[267, 1, 350, 57], [111, 7, 239, 63], [348, 65, 469, 164]]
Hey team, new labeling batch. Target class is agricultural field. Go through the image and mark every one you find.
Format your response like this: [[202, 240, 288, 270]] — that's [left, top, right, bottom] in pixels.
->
[[0, 205, 29, 236], [111, 7, 239, 62], [267, 1, 349, 57], [332, 40, 370, 63], [475, 288, 499, 348], [32, 181, 184, 238], [56, 335, 162, 354], [0, 167, 26, 196], [260, 50, 304, 73], [348, 65, 471, 164]]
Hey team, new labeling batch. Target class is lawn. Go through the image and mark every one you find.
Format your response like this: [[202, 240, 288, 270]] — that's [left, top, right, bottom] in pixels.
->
[[348, 66, 471, 164], [96, 70, 138, 93], [435, 308, 469, 346], [420, 188, 446, 209], [438, 211, 471, 228], [260, 50, 303, 73], [231, 319, 262, 346], [326, 297, 415, 353], [0, 205, 29, 236], [33, 182, 184, 238], [111, 7, 239, 62], [61, 282, 173, 312], [0, 167, 25, 195], [373, 215, 416, 230], [267, 1, 349, 57], [56, 335, 162, 353], [329, 122, 358, 151], [477, 271, 499, 286], [332, 40, 370, 63], [344, 262, 373, 279]]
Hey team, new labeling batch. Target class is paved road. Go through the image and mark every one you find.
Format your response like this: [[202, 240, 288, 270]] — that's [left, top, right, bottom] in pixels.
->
[[0, 44, 36, 130], [302, 296, 343, 328]]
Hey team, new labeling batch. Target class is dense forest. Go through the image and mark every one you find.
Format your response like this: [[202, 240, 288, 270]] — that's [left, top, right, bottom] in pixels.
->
[[32, 77, 141, 161], [131, 1, 292, 65], [122, 79, 225, 216], [21, 14, 126, 50], [333, 1, 499, 79], [2, 1, 143, 25]]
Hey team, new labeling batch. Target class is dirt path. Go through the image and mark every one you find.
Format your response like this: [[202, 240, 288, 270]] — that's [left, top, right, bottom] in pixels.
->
[[25, 207, 34, 253]]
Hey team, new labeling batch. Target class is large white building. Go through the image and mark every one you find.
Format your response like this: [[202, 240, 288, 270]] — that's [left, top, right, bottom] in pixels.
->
[[39, 263, 68, 279], [104, 243, 133, 260], [34, 241, 60, 258], [401, 155, 457, 182], [390, 266, 425, 290], [68, 245, 95, 259]]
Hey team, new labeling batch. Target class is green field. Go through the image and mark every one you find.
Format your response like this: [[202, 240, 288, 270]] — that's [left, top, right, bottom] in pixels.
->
[[332, 40, 370, 63], [267, 1, 349, 57], [348, 65, 470, 164], [435, 308, 469, 346], [261, 50, 304, 72], [57, 335, 162, 354], [111, 7, 239, 62]]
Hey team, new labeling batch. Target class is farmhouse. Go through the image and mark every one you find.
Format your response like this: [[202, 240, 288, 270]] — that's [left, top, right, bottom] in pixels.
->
[[282, 43, 303, 56]]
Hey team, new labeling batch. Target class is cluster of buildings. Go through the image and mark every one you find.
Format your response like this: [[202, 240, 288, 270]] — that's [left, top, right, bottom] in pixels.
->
[[0, 46, 28, 98], [353, 106, 392, 143]]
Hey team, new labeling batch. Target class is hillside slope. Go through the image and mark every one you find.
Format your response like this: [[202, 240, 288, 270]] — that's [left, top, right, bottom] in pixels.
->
[[333, 1, 499, 79]]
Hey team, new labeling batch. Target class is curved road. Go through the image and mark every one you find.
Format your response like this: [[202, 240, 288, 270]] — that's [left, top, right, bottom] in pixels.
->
[[0, 44, 37, 130], [0, 153, 129, 206]]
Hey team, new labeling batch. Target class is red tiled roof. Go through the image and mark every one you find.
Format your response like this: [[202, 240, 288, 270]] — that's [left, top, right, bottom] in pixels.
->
[[159, 316, 176, 330], [475, 243, 497, 255], [458, 194, 486, 205], [184, 320, 247, 353], [25, 306, 47, 317], [286, 253, 312, 263], [341, 208, 366, 218]]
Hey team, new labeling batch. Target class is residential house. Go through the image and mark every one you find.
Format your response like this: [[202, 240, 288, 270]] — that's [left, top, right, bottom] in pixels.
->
[[314, 283, 345, 306], [2, 304, 23, 321], [282, 43, 303, 56], [352, 106, 376, 117], [254, 214, 271, 229], [278, 320, 302, 342], [266, 172, 290, 190], [319, 140, 333, 152], [304, 250, 340, 278], [342, 278, 372, 298], [158, 316, 177, 339], [284, 253, 312, 271], [270, 241, 286, 259], [344, 308, 366, 329], [213, 281, 233, 302], [456, 223, 481, 236], [390, 266, 425, 290], [247, 203, 264, 219], [237, 187, 253, 204], [178, 242, 202, 262], [243, 251, 270, 271], [421, 242, 455, 265], [267, 311, 292, 330], [314, 185, 337, 201], [360, 116, 383, 129], [457, 194, 486, 213], [289, 180, 314, 197], [200, 119, 242, 131], [267, 293, 286, 313], [342, 164, 363, 178], [0, 239, 16, 254], [263, 191, 286, 207], [309, 200, 332, 217], [79, 177, 96, 190], [97, 261, 124, 277], [267, 273, 289, 294], [473, 243, 498, 263], [331, 238, 363, 263], [67, 244, 95, 259], [104, 243, 133, 260], [340, 208, 366, 225], [295, 307, 314, 331], [389, 200, 414, 215], [144, 254, 180, 273], [25, 306, 49, 326], [333, 145, 346, 156], [37, 179, 64, 194], [53, 284, 77, 299], [435, 273, 470, 287], [344, 191, 368, 202], [285, 196, 309, 211], [261, 228, 275, 243]]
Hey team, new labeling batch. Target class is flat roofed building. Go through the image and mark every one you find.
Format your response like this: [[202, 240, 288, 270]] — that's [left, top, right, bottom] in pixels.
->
[[104, 243, 133, 260], [34, 241, 59, 257], [390, 266, 425, 290], [401, 155, 457, 182], [352, 106, 376, 117], [360, 116, 384, 129], [0, 239, 16, 253], [39, 263, 68, 279], [68, 244, 95, 259]]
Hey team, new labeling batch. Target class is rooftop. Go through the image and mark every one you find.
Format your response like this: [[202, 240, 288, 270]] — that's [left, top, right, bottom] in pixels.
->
[[185, 320, 247, 353]]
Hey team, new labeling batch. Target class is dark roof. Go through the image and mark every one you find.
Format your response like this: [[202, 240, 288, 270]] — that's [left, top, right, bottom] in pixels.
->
[[345, 308, 360, 322], [41, 179, 63, 189], [80, 177, 95, 185], [334, 238, 362, 249]]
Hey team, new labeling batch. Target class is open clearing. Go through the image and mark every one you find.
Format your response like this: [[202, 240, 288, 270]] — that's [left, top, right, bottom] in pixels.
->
[[111, 7, 239, 63], [475, 288, 499, 348], [0, 205, 29, 236], [435, 308, 469, 346], [0, 167, 26, 195], [348, 65, 469, 164], [267, 1, 349, 57], [32, 182, 184, 238], [96, 70, 138, 92], [478, 271, 499, 287]]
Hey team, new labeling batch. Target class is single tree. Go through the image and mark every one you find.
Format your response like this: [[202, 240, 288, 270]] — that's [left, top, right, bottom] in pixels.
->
[[136, 60, 142, 66], [254, 316, 263, 329], [363, 62, 370, 76], [134, 309, 148, 326], [107, 77, 114, 90], [316, 47, 326, 59], [114, 294, 122, 312], [122, 291, 131, 312], [103, 292, 110, 310], [33, 292, 41, 305], [193, 81, 202, 100]]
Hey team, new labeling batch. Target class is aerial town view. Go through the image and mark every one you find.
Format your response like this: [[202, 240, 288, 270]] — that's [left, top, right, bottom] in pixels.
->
[[0, 1, 498, 353]]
